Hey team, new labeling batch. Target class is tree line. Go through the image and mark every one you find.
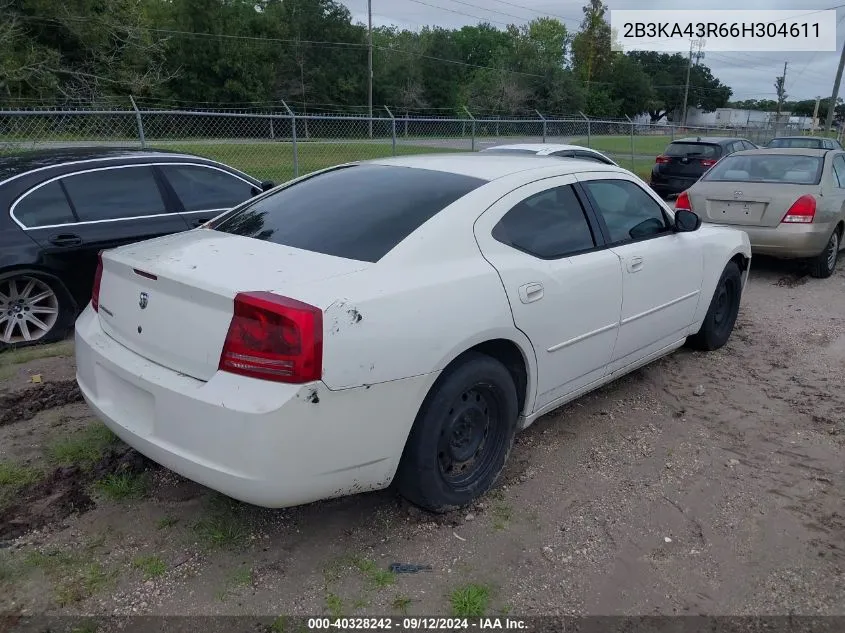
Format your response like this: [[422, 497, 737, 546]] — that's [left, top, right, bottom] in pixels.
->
[[2, 0, 735, 119]]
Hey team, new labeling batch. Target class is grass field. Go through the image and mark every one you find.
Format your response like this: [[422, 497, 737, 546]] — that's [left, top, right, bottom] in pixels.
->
[[151, 141, 462, 184], [155, 139, 655, 183]]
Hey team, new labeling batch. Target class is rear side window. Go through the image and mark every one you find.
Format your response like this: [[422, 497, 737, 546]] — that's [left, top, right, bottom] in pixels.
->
[[665, 143, 721, 158], [62, 166, 168, 222], [14, 181, 76, 228], [211, 165, 485, 263], [768, 138, 822, 149], [703, 154, 824, 185], [492, 185, 595, 258], [833, 155, 845, 188], [162, 165, 255, 211]]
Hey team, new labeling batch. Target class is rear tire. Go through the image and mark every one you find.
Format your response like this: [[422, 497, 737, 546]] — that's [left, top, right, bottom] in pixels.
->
[[687, 261, 742, 352], [0, 271, 74, 351], [396, 352, 518, 513], [809, 229, 840, 279]]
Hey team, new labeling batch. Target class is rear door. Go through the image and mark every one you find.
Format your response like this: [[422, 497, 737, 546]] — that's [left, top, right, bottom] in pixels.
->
[[16, 164, 189, 302], [473, 175, 623, 410], [156, 163, 260, 228]]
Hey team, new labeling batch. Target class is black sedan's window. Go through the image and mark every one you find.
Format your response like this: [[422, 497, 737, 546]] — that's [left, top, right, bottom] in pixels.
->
[[61, 166, 167, 222], [162, 165, 255, 212], [14, 181, 76, 228], [211, 165, 486, 263]]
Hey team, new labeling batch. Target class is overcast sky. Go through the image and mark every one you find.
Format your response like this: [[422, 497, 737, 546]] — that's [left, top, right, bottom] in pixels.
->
[[340, 0, 843, 104]]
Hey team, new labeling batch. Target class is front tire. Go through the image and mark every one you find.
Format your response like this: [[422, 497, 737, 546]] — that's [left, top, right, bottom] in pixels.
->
[[687, 261, 742, 352], [0, 272, 73, 350], [809, 229, 840, 279], [396, 352, 519, 513]]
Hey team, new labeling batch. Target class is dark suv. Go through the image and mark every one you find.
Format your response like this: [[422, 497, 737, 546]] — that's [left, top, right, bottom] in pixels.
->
[[649, 137, 757, 198]]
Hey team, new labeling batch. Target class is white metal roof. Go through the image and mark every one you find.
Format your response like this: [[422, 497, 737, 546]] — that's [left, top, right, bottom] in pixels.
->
[[367, 152, 622, 181]]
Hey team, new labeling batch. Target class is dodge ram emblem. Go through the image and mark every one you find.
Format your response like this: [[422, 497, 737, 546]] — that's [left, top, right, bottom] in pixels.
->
[[139, 292, 149, 309]]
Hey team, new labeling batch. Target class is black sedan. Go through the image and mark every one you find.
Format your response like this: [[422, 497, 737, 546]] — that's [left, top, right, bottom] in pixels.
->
[[649, 136, 757, 198], [0, 148, 273, 348]]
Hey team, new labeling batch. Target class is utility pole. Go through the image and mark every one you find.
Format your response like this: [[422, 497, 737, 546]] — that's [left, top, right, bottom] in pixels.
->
[[775, 61, 788, 134], [825, 40, 845, 133], [367, 0, 373, 138], [682, 38, 704, 127], [682, 40, 693, 128], [813, 96, 821, 131]]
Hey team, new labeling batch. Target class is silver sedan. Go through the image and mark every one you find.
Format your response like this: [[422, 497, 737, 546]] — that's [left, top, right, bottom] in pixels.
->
[[676, 148, 845, 278]]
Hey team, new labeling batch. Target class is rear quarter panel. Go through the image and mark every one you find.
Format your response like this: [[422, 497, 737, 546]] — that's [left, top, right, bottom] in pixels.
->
[[280, 181, 539, 403]]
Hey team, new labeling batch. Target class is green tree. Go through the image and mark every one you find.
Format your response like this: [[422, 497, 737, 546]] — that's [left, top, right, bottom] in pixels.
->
[[571, 0, 612, 104], [628, 51, 731, 121]]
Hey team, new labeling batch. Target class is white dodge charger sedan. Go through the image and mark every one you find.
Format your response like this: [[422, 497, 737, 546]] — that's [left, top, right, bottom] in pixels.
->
[[75, 154, 751, 512]]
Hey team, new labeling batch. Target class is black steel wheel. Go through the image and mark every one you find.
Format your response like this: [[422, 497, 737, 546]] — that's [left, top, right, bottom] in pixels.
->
[[397, 352, 518, 512]]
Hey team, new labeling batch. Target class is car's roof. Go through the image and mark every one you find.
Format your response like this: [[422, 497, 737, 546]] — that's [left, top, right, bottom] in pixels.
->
[[482, 143, 599, 154], [672, 137, 743, 144], [0, 147, 208, 181], [366, 152, 621, 180], [730, 148, 830, 157], [770, 136, 829, 141]]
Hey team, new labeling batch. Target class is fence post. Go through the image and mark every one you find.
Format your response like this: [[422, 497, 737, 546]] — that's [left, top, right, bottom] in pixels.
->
[[536, 110, 547, 143], [385, 106, 396, 156], [625, 115, 635, 170], [129, 95, 145, 149], [463, 106, 476, 151], [281, 99, 298, 178], [579, 111, 590, 147]]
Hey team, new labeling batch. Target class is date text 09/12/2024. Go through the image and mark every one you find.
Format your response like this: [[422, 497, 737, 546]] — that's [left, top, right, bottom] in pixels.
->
[[307, 618, 527, 630]]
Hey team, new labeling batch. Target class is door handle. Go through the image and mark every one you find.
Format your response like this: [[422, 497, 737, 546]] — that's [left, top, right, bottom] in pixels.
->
[[627, 256, 644, 273], [48, 233, 83, 247], [518, 282, 544, 304]]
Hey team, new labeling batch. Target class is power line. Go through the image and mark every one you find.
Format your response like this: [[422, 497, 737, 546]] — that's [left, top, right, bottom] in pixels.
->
[[401, 0, 513, 27]]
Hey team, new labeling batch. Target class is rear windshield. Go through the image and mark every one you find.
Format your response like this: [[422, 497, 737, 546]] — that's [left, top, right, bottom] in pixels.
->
[[702, 154, 824, 185], [665, 143, 721, 158], [767, 138, 822, 149], [209, 164, 486, 263]]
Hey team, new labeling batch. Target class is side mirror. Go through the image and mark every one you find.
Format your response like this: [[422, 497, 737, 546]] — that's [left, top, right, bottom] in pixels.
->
[[261, 180, 275, 192], [674, 209, 701, 232]]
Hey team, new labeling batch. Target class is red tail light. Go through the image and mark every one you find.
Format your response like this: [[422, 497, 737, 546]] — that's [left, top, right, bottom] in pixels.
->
[[781, 195, 817, 224], [700, 159, 717, 168], [675, 191, 691, 210], [91, 251, 104, 312], [219, 291, 323, 383], [655, 155, 670, 164]]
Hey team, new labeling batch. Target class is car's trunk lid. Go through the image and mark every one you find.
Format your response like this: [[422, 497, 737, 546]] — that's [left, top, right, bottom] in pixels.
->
[[96, 230, 368, 381], [688, 181, 822, 228]]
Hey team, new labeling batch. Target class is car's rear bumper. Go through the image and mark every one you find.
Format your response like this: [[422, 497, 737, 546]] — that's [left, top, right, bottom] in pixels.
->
[[730, 222, 836, 259], [74, 305, 437, 508], [649, 174, 699, 197]]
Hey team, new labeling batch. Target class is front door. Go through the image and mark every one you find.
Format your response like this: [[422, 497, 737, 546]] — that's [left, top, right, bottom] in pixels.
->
[[473, 175, 623, 412], [577, 173, 704, 371]]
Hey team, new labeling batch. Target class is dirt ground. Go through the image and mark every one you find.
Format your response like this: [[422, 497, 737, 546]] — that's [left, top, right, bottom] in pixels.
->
[[1, 257, 843, 620]]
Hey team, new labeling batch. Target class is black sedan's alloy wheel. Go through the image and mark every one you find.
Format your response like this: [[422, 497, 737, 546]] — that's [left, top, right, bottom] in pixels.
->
[[397, 352, 519, 512], [0, 274, 66, 347]]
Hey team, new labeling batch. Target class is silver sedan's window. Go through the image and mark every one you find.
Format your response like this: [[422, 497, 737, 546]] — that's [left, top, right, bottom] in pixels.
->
[[703, 154, 823, 185]]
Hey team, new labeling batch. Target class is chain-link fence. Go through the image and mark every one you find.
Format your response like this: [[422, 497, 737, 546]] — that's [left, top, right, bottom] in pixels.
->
[[0, 105, 831, 182]]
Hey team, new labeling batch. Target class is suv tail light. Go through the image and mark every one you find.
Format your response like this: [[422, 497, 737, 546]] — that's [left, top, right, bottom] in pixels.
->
[[700, 159, 717, 168], [781, 195, 817, 224], [91, 251, 104, 312], [655, 155, 670, 164], [219, 291, 323, 383], [675, 191, 691, 210]]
